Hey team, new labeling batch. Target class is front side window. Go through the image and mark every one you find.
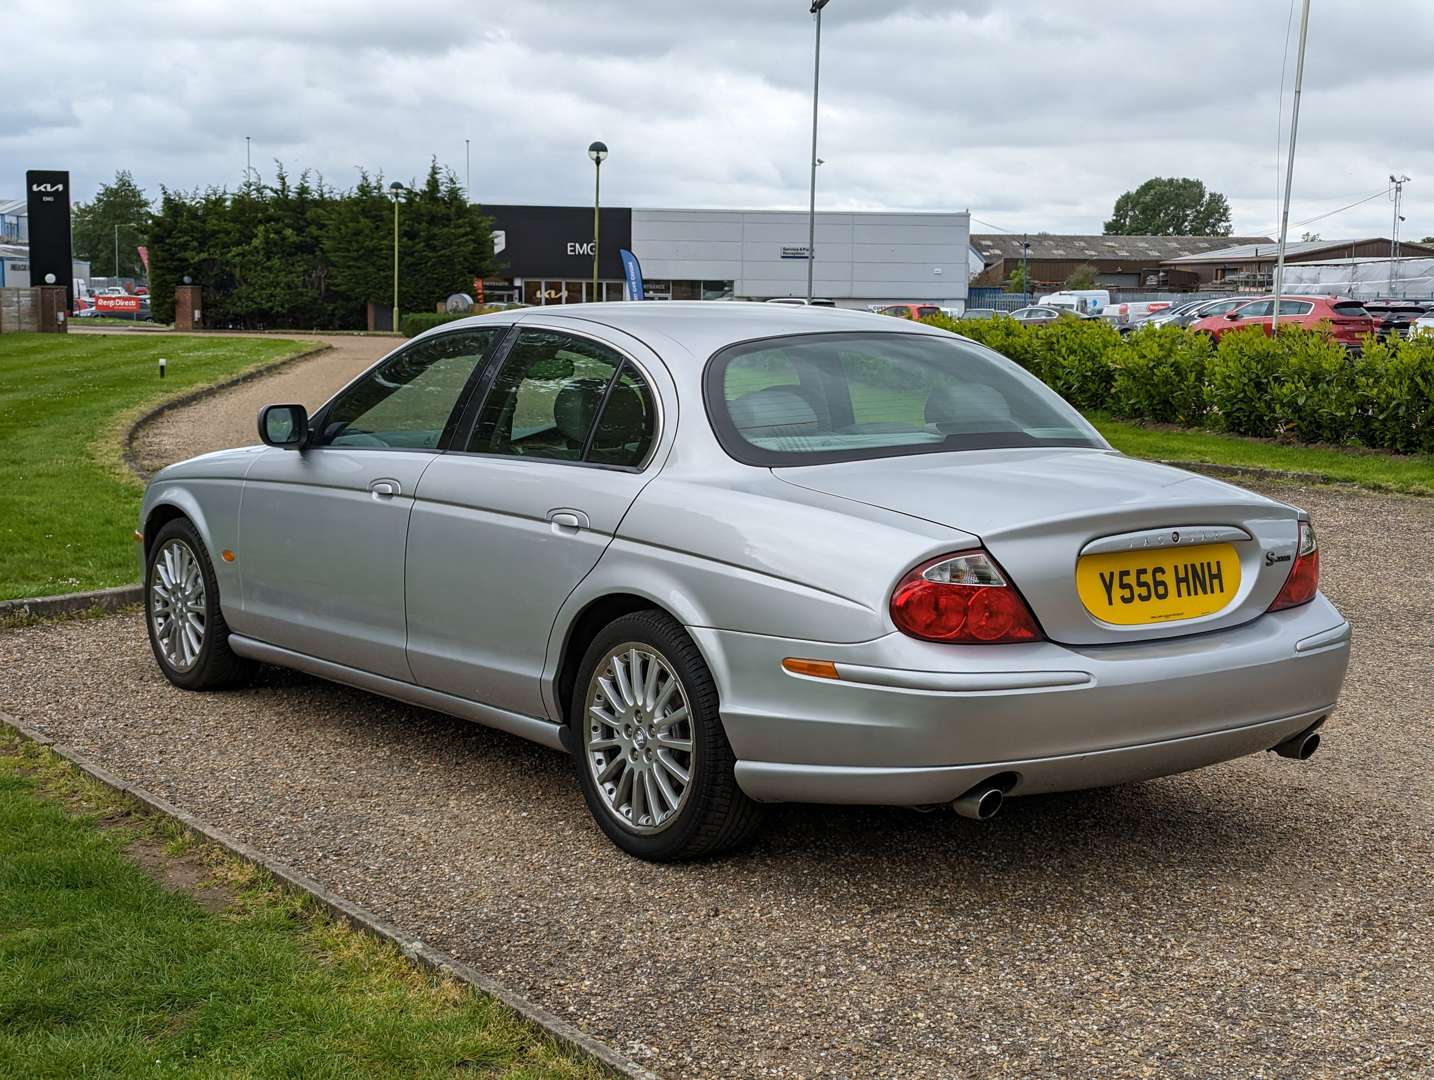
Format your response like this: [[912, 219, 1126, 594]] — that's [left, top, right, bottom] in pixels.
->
[[707, 332, 1103, 466], [318, 329, 502, 449], [467, 330, 655, 467], [1237, 301, 1273, 318]]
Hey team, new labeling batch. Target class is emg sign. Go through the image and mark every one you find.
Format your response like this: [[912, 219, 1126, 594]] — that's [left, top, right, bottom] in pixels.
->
[[566, 241, 596, 256]]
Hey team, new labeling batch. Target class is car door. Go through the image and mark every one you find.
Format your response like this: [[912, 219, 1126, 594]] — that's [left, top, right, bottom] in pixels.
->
[[404, 324, 666, 717], [236, 328, 505, 680]]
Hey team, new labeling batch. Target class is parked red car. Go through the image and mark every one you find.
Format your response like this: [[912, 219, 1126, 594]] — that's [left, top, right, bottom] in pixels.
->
[[1189, 295, 1376, 349], [877, 303, 942, 321]]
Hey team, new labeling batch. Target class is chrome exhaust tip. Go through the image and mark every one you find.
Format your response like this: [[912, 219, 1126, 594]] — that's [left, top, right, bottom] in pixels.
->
[[1273, 730, 1321, 760], [952, 784, 1004, 821]]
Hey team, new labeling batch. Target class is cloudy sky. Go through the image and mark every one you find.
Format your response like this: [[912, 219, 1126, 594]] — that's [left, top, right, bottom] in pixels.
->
[[8, 1, 1433, 239]]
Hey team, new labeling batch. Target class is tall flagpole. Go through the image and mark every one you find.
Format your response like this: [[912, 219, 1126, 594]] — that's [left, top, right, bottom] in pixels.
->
[[1272, 0, 1310, 331]]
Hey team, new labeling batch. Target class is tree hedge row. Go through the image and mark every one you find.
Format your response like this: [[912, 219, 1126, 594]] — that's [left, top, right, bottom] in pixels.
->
[[148, 162, 495, 330], [924, 315, 1434, 455]]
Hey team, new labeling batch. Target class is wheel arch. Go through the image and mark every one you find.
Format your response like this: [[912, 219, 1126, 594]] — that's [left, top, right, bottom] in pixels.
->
[[143, 490, 215, 560], [548, 591, 713, 734]]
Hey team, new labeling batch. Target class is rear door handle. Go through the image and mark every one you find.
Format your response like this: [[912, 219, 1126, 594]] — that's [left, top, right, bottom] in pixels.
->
[[369, 478, 401, 498], [547, 508, 588, 532]]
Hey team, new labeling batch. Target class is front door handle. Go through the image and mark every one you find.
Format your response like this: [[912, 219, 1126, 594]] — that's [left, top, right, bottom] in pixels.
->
[[369, 478, 401, 498]]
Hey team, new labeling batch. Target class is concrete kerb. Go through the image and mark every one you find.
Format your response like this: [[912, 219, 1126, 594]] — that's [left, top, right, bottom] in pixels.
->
[[0, 708, 660, 1080], [0, 585, 143, 622]]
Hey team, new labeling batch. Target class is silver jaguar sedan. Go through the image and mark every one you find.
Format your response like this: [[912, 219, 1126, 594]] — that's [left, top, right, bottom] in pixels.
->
[[138, 303, 1350, 860]]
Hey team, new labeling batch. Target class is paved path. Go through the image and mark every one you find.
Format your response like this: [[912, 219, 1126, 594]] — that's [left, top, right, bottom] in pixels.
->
[[129, 334, 394, 476], [2, 478, 1431, 1078]]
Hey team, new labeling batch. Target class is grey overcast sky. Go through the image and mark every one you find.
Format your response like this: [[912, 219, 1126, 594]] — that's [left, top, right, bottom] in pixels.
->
[[7, 0, 1433, 239]]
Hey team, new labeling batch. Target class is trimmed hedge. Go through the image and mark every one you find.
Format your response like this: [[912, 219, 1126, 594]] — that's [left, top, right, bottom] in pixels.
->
[[925, 314, 1434, 455], [399, 311, 472, 337]]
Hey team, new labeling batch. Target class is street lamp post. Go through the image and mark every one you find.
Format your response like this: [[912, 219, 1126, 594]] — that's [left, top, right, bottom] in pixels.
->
[[588, 141, 608, 302], [807, 0, 830, 302], [389, 181, 405, 331]]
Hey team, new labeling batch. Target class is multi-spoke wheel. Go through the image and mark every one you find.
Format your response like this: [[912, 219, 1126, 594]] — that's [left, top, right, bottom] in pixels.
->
[[571, 610, 764, 861], [150, 538, 206, 672], [144, 518, 254, 691], [585, 643, 695, 833]]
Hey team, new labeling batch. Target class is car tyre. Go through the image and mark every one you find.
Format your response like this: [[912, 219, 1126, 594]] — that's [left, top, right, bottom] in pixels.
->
[[145, 518, 255, 691], [571, 609, 764, 861]]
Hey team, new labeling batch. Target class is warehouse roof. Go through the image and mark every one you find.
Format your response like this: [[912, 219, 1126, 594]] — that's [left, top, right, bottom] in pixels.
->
[[971, 233, 1273, 263], [1164, 237, 1434, 264]]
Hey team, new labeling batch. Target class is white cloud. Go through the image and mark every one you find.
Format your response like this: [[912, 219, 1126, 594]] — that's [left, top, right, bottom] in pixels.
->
[[6, 0, 1432, 238]]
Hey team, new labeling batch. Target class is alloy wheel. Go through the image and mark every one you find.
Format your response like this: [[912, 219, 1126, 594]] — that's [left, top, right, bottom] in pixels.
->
[[583, 643, 695, 834], [150, 539, 206, 672]]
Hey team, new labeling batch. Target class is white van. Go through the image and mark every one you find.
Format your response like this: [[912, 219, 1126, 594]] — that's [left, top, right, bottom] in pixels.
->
[[1038, 289, 1110, 316]]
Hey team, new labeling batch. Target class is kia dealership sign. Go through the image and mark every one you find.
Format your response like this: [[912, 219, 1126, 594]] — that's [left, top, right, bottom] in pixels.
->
[[26, 170, 74, 305]]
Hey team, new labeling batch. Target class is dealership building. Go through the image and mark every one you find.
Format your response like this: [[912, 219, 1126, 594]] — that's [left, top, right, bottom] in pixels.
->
[[480, 204, 972, 309]]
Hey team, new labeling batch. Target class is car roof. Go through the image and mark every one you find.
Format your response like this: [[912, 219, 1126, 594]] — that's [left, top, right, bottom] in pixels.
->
[[438, 300, 947, 358]]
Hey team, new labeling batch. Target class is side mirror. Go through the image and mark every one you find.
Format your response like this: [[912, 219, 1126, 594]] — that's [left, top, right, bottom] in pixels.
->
[[1225, 312, 1242, 320], [258, 403, 309, 449]]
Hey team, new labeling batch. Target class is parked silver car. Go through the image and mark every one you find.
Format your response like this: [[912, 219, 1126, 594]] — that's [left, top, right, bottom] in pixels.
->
[[139, 303, 1350, 859]]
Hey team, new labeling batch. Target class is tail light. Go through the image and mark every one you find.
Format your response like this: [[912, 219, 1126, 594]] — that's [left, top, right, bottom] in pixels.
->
[[1268, 520, 1319, 611], [891, 550, 1043, 643]]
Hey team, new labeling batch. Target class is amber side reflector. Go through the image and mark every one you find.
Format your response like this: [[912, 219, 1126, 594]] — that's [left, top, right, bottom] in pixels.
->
[[781, 658, 840, 680], [132, 530, 144, 543], [221, 550, 236, 563]]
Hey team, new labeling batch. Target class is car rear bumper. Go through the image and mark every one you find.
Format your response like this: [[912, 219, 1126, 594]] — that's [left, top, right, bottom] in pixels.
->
[[689, 594, 1350, 805]]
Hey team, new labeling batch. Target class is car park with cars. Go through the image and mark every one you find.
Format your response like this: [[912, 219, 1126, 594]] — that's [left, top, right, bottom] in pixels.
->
[[1008, 304, 1089, 325], [1188, 294, 1376, 348], [138, 303, 1350, 860], [1360, 298, 1431, 340]]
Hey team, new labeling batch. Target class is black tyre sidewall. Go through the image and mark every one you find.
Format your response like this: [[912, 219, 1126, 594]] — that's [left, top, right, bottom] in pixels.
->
[[145, 519, 238, 691], [570, 611, 751, 861]]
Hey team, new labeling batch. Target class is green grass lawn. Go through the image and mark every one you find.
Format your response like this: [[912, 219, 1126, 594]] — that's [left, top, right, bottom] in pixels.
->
[[0, 334, 314, 601], [0, 740, 602, 1079], [1090, 412, 1434, 496]]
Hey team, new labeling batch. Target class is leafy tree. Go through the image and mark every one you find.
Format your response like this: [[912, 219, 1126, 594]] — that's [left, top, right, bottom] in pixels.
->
[[147, 159, 494, 330], [71, 170, 153, 279], [1064, 264, 1099, 290], [1300, 231, 1322, 242], [1103, 177, 1233, 237], [1420, 236, 1434, 244], [1003, 264, 1029, 294]]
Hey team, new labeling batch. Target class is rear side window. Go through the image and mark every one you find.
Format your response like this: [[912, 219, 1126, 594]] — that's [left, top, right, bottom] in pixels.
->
[[706, 331, 1102, 466], [917, 306, 939, 319], [466, 330, 656, 468], [1277, 301, 1313, 316]]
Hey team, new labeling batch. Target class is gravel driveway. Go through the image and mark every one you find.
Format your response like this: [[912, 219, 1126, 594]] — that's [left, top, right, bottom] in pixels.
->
[[130, 333, 393, 476], [3, 478, 1432, 1078]]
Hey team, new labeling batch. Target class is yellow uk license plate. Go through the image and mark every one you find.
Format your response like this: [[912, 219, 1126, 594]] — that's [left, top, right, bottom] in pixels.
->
[[1075, 542, 1241, 625]]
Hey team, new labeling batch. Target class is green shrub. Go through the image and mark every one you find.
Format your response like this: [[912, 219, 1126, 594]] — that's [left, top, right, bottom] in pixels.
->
[[1027, 317, 1121, 409], [922, 309, 1433, 455], [1108, 325, 1212, 425], [1206, 327, 1286, 437], [400, 311, 470, 337], [924, 313, 1038, 371], [1355, 334, 1434, 454], [1265, 327, 1359, 444]]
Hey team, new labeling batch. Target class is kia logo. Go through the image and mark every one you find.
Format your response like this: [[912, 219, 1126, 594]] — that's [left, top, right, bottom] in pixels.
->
[[31, 182, 64, 193]]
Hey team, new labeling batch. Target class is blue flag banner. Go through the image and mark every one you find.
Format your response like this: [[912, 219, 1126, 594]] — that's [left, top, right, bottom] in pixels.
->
[[620, 249, 645, 301]]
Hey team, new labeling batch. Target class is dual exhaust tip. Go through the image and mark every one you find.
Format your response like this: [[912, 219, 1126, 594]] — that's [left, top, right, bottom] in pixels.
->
[[952, 722, 1325, 821]]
